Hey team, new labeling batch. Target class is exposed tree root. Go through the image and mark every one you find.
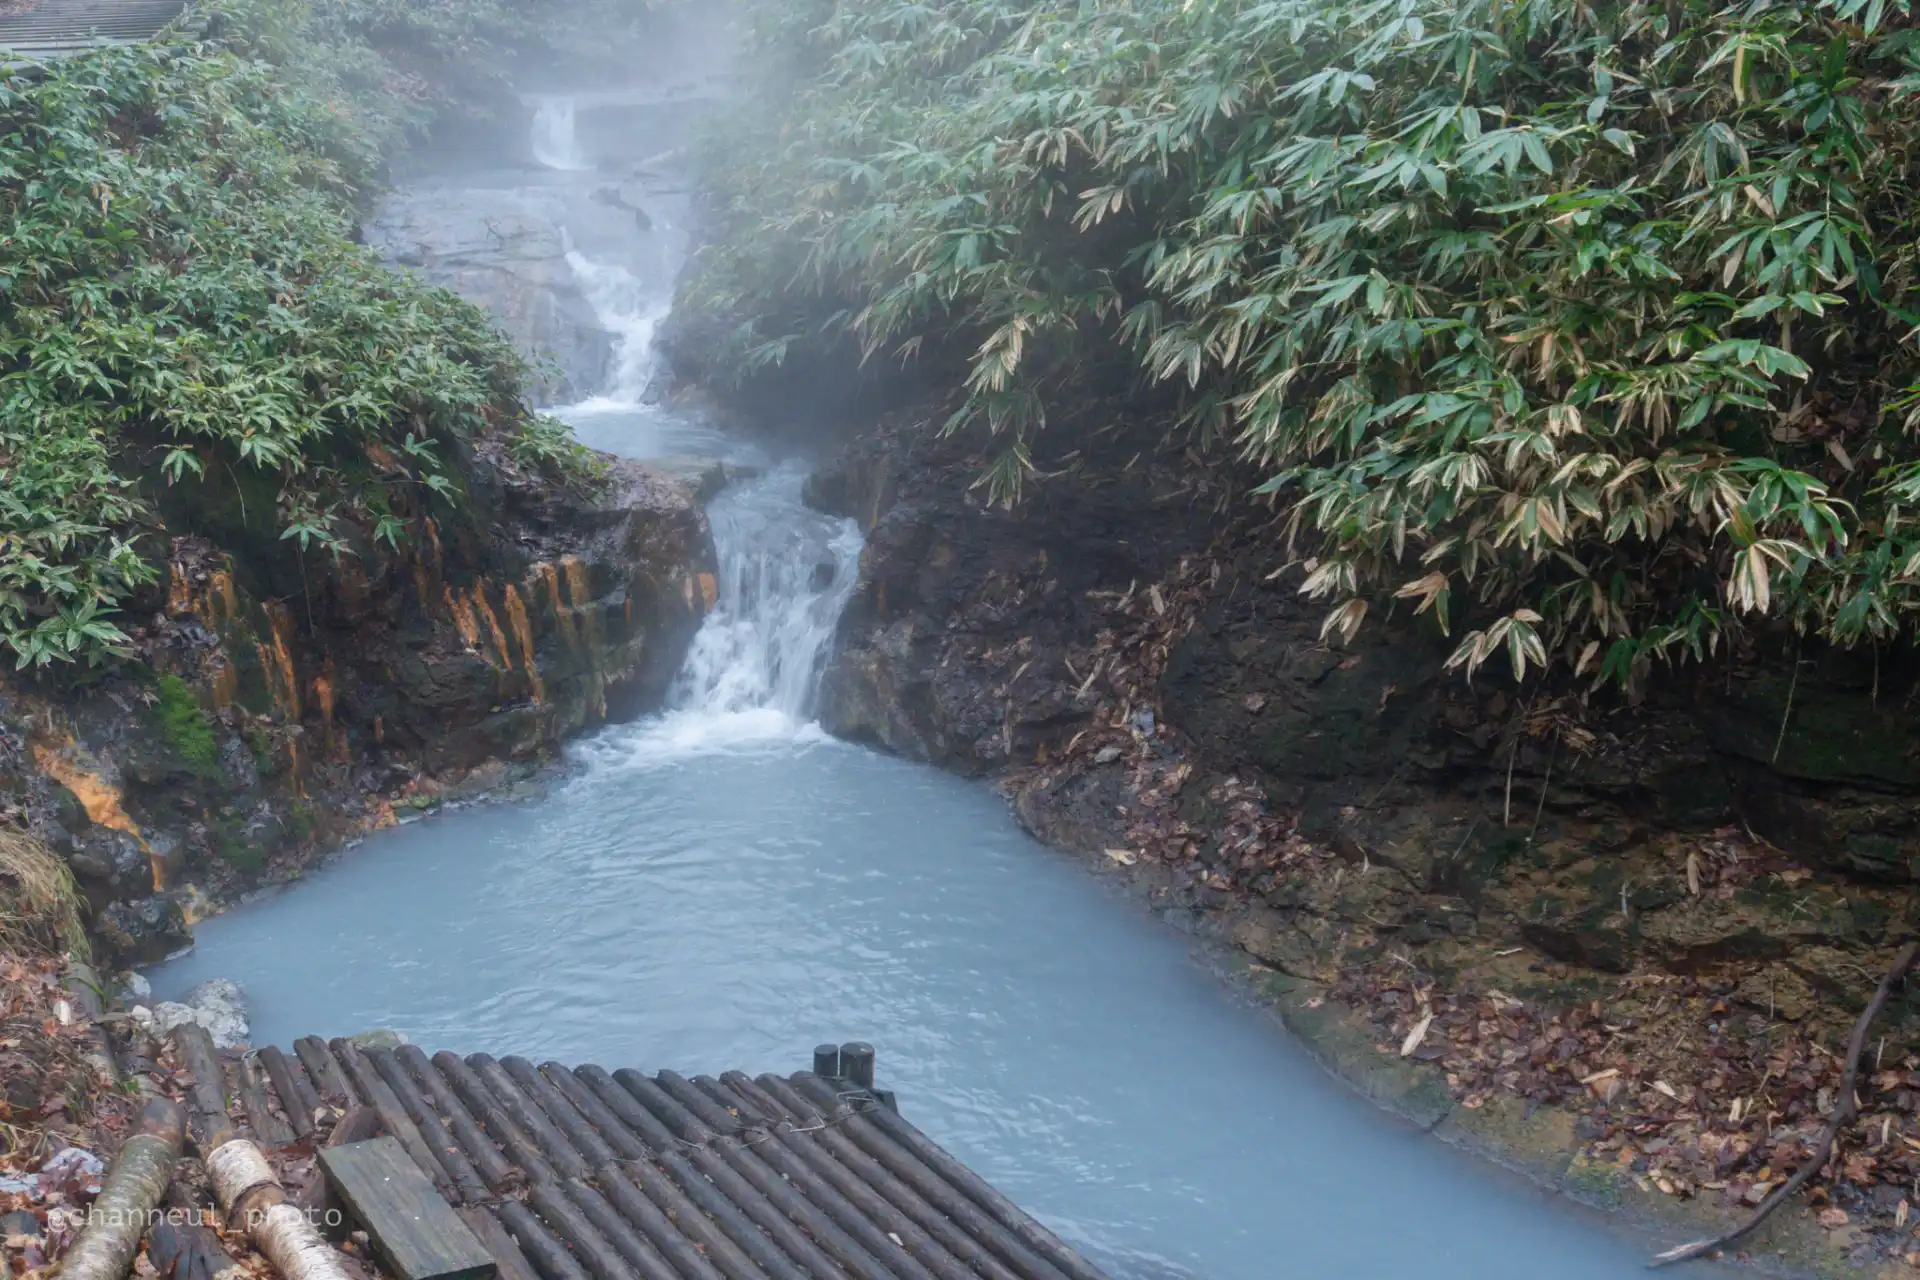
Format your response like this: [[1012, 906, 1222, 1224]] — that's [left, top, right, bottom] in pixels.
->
[[1650, 939, 1920, 1268]]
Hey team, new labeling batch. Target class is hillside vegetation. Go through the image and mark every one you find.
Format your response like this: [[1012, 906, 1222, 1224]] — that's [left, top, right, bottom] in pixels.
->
[[0, 0, 590, 671], [700, 0, 1920, 692]]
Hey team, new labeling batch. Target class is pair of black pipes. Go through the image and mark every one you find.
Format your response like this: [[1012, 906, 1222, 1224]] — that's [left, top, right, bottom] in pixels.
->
[[813, 1041, 877, 1089]]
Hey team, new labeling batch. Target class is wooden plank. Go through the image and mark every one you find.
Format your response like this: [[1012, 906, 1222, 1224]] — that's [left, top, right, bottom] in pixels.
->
[[320, 1137, 496, 1280]]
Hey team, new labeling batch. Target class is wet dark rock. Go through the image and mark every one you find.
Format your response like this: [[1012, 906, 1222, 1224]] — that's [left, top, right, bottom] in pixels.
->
[[365, 196, 612, 403], [96, 896, 191, 966], [66, 829, 149, 896], [805, 403, 1920, 1020]]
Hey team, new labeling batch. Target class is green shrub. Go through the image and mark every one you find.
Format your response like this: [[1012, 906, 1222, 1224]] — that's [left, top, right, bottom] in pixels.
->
[[702, 0, 1920, 691]]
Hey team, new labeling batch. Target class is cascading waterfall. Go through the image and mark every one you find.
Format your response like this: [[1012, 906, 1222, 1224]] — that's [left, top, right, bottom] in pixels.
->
[[529, 99, 865, 759], [671, 467, 864, 721], [560, 247, 672, 413], [530, 96, 589, 171]]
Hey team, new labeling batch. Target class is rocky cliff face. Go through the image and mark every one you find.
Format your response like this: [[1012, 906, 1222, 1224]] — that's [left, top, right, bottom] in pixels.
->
[[7, 451, 714, 967]]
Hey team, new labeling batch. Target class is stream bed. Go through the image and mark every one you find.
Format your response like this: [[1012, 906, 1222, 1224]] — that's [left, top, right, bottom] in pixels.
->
[[152, 81, 1715, 1280]]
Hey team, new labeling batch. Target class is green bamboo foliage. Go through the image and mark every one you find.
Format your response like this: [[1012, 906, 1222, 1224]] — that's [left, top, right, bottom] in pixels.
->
[[0, 0, 592, 670], [702, 0, 1920, 690]]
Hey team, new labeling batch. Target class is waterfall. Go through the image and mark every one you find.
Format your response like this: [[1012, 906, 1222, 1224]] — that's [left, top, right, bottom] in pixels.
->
[[561, 249, 672, 413], [530, 96, 590, 171], [671, 465, 864, 723], [530, 109, 864, 762]]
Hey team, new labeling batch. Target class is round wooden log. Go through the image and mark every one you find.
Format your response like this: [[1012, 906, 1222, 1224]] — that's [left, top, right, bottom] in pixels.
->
[[694, 1084, 938, 1280], [573, 1066, 682, 1154], [526, 1179, 637, 1280], [394, 1046, 521, 1194], [167, 1023, 231, 1153], [148, 1214, 248, 1280], [494, 1201, 589, 1280], [431, 1051, 560, 1186], [686, 1144, 860, 1280], [812, 1045, 841, 1079], [801, 1075, 1105, 1280], [589, 1162, 732, 1280], [206, 1133, 352, 1280], [57, 1098, 186, 1280], [611, 1069, 713, 1145], [653, 1071, 743, 1135], [328, 1039, 456, 1198], [363, 1047, 488, 1204], [238, 1056, 296, 1148], [467, 1054, 589, 1179], [637, 1150, 808, 1280], [838, 1044, 876, 1092], [292, 1038, 356, 1108], [456, 1206, 541, 1280], [786, 1077, 1070, 1280], [555, 1177, 679, 1280], [256, 1046, 319, 1141], [752, 1075, 1033, 1280], [536, 1065, 651, 1162], [498, 1057, 617, 1166]]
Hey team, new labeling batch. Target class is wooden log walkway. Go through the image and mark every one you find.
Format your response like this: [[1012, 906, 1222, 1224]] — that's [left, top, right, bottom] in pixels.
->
[[0, 0, 194, 60], [228, 1037, 1109, 1280]]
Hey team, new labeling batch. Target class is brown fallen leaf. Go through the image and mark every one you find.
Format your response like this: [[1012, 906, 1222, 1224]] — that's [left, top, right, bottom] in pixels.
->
[[1818, 1207, 1849, 1229], [1400, 1011, 1435, 1058]]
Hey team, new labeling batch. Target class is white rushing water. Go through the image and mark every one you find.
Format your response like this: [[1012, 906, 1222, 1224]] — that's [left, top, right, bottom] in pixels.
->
[[529, 95, 590, 171], [149, 90, 1723, 1280], [561, 247, 674, 413]]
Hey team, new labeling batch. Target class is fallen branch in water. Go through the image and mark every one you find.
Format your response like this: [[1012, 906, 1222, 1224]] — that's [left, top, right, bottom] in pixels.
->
[[1651, 938, 1920, 1269]]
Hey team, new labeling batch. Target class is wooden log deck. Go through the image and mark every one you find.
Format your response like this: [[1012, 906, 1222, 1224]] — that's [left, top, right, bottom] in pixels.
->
[[197, 1035, 1111, 1280], [0, 0, 195, 60]]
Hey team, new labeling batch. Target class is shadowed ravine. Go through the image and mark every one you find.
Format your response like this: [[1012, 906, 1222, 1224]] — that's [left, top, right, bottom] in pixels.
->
[[151, 89, 1708, 1280]]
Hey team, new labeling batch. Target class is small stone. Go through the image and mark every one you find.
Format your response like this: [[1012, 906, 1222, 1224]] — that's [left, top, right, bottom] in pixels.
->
[[1094, 746, 1122, 765], [128, 1005, 153, 1030], [347, 1028, 409, 1050], [114, 971, 151, 1004]]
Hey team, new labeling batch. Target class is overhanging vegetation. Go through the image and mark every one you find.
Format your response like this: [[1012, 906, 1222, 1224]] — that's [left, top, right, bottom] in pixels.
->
[[0, 0, 593, 670], [700, 0, 1920, 691]]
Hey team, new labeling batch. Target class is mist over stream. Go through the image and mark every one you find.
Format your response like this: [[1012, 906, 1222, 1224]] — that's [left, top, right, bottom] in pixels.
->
[[151, 60, 1714, 1280]]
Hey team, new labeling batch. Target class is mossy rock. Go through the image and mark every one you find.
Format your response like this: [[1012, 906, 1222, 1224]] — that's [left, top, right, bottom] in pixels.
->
[[149, 674, 219, 776]]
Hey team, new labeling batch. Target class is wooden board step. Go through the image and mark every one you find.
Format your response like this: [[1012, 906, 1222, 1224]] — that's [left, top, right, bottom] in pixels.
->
[[319, 1137, 496, 1280]]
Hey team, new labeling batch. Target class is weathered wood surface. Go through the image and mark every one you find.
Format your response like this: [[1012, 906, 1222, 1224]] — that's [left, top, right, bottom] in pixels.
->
[[254, 1043, 1110, 1280], [319, 1137, 496, 1280]]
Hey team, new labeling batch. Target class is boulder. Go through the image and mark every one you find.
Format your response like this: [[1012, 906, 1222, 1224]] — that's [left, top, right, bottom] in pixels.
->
[[152, 977, 249, 1049], [95, 896, 191, 966]]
